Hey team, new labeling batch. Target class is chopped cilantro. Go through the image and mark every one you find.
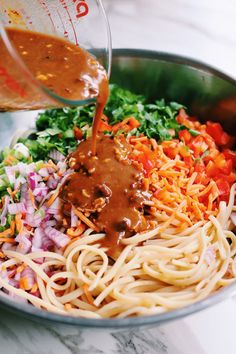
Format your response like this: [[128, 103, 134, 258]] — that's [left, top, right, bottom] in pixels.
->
[[19, 85, 187, 161]]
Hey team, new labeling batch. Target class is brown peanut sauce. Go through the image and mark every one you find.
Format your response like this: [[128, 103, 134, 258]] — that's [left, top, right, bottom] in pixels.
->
[[1, 28, 150, 253], [60, 135, 150, 253], [0, 28, 109, 147]]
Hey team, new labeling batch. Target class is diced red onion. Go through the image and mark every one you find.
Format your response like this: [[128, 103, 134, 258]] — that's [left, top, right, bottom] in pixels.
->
[[4, 166, 16, 184], [25, 210, 44, 228], [0, 269, 8, 282], [14, 176, 26, 191], [47, 198, 60, 214], [20, 183, 28, 203], [32, 227, 43, 249], [42, 234, 54, 251], [24, 191, 35, 214], [0, 196, 9, 226], [47, 175, 59, 190], [71, 207, 78, 227], [44, 220, 57, 227], [57, 161, 67, 174], [45, 226, 70, 248], [28, 172, 38, 190], [21, 266, 35, 290], [33, 187, 48, 198], [18, 162, 35, 177], [38, 168, 49, 177], [49, 150, 65, 162], [8, 202, 26, 215], [9, 278, 19, 288], [53, 214, 62, 221], [1, 242, 16, 252], [15, 234, 31, 254], [14, 272, 21, 281]]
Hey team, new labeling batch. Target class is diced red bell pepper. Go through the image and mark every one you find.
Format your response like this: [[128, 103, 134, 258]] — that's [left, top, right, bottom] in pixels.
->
[[206, 161, 220, 177], [184, 156, 192, 167], [194, 159, 205, 173], [216, 179, 230, 201], [215, 153, 232, 175], [135, 152, 154, 176], [223, 149, 236, 168], [206, 122, 230, 146], [190, 136, 208, 157], [178, 129, 192, 144], [176, 108, 189, 124], [98, 120, 112, 132]]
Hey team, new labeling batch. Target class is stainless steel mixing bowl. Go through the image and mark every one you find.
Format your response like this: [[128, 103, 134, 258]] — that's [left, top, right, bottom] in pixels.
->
[[0, 49, 236, 328]]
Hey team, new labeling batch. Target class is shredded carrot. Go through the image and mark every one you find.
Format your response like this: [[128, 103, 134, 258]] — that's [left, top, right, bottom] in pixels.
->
[[41, 162, 58, 171], [73, 209, 99, 232], [142, 178, 149, 191], [10, 220, 15, 234], [48, 160, 59, 170], [29, 189, 37, 210], [17, 264, 25, 274], [83, 284, 95, 306], [30, 283, 38, 293], [0, 228, 13, 238], [45, 189, 60, 208], [4, 155, 17, 166], [0, 238, 15, 243], [15, 213, 23, 234], [7, 187, 19, 200], [0, 252, 5, 258], [20, 278, 30, 290], [7, 187, 13, 198], [130, 136, 148, 143], [175, 212, 192, 226], [112, 117, 140, 133]]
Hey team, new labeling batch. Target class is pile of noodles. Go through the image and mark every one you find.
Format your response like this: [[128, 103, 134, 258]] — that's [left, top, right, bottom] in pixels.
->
[[0, 138, 235, 318]]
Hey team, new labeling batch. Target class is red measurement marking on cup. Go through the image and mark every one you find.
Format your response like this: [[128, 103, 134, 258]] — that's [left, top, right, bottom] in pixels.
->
[[38, 0, 57, 32], [73, 0, 89, 18], [59, 0, 79, 45], [0, 65, 26, 97], [57, 9, 68, 38]]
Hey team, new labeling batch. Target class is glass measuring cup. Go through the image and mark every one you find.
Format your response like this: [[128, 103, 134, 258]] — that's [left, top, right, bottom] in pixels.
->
[[0, 0, 112, 111]]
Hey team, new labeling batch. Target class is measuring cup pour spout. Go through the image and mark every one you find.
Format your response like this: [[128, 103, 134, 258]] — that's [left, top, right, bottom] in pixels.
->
[[0, 0, 111, 111]]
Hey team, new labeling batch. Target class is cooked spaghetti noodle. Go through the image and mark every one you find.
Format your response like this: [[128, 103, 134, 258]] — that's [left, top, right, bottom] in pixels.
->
[[0, 90, 235, 318]]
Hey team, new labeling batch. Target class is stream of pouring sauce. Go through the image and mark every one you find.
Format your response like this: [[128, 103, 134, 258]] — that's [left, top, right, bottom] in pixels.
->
[[0, 28, 109, 152], [1, 28, 148, 250]]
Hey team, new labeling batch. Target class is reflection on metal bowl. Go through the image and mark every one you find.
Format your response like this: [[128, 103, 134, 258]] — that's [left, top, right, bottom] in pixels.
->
[[0, 49, 236, 329]]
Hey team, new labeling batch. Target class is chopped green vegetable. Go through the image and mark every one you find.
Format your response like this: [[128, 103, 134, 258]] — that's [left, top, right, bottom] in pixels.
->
[[19, 85, 187, 161], [189, 129, 200, 137]]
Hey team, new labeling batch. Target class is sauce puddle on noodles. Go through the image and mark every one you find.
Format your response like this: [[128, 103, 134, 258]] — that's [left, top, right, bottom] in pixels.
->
[[0, 28, 109, 148], [0, 82, 236, 317], [61, 135, 151, 256]]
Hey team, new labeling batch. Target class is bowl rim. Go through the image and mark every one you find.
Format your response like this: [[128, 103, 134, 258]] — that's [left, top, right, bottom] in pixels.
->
[[1, 48, 236, 328], [112, 48, 236, 84]]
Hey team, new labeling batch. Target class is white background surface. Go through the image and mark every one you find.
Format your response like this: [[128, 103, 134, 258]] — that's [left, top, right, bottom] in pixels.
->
[[105, 2, 236, 351], [0, 0, 236, 353]]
